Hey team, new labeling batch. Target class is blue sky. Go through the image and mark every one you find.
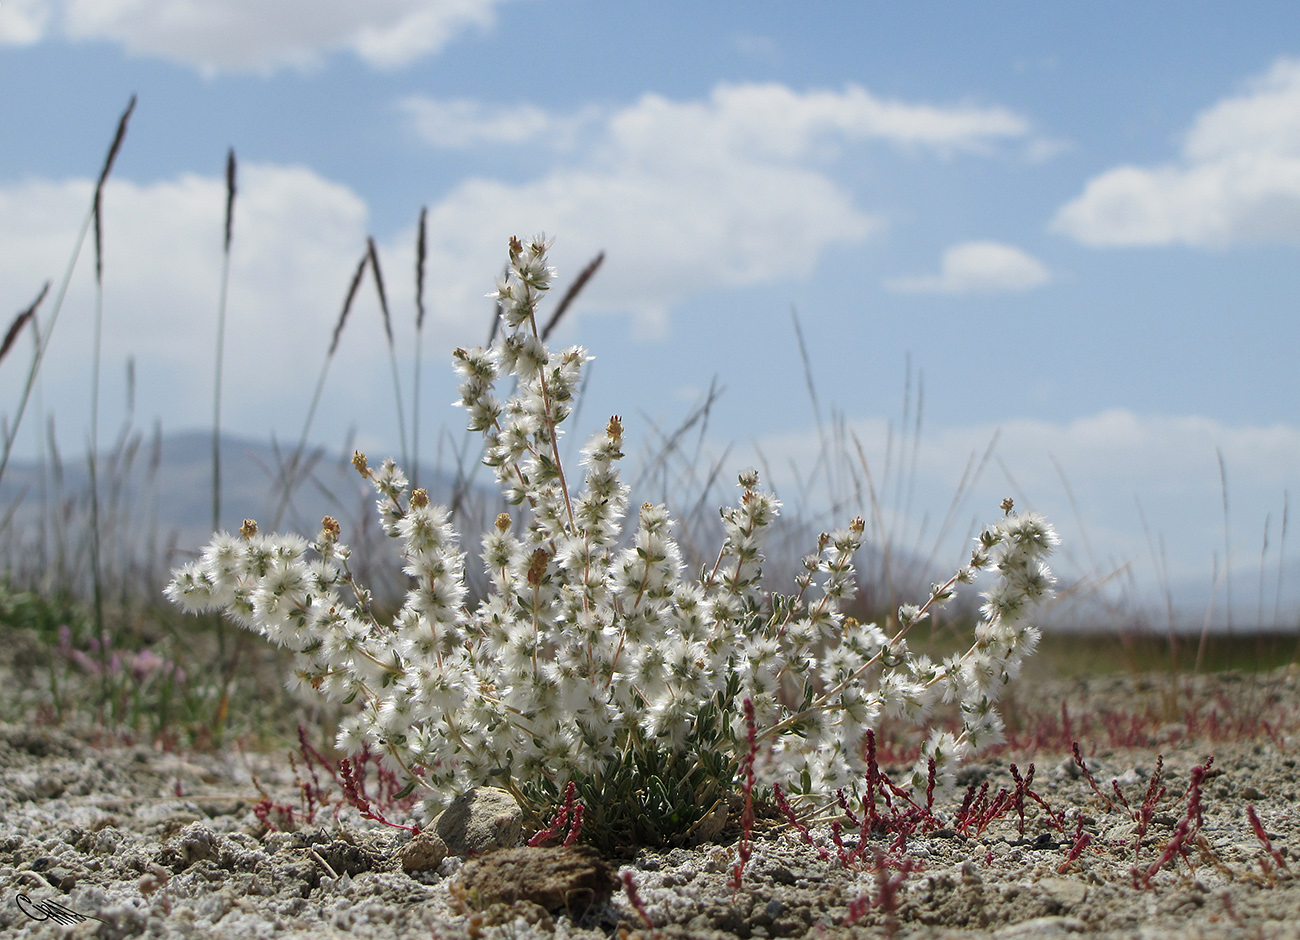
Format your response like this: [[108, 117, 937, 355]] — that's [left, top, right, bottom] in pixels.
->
[[2, 2, 1299, 624]]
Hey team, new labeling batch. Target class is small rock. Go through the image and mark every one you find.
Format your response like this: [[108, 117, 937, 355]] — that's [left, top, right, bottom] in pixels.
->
[[433, 787, 522, 857], [686, 799, 728, 845], [400, 831, 448, 873], [457, 845, 618, 914], [1037, 876, 1088, 909], [169, 822, 219, 870], [997, 915, 1088, 937]]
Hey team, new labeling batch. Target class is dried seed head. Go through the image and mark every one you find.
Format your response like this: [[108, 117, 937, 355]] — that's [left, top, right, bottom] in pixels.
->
[[240, 519, 257, 539], [495, 512, 512, 532], [526, 547, 549, 587], [411, 488, 429, 509]]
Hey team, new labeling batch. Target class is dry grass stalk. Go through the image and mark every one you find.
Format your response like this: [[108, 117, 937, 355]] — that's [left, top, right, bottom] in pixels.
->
[[540, 250, 603, 341], [412, 207, 428, 487], [0, 283, 49, 367], [367, 236, 409, 469]]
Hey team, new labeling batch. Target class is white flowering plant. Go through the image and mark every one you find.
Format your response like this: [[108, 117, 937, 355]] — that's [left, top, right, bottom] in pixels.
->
[[166, 234, 1059, 849]]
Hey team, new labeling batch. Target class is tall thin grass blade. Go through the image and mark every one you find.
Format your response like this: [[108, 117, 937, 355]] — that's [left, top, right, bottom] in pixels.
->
[[88, 99, 136, 698], [330, 251, 370, 357], [93, 95, 136, 286], [413, 207, 427, 488], [367, 237, 409, 471], [1257, 514, 1271, 630], [790, 305, 832, 501], [890, 354, 912, 547], [921, 430, 998, 574], [1274, 491, 1288, 628], [1133, 496, 1176, 642], [631, 381, 725, 495], [0, 282, 48, 368], [1218, 448, 1233, 632], [1, 96, 136, 485], [415, 207, 428, 330], [223, 148, 237, 253], [274, 249, 369, 528], [541, 251, 603, 341], [903, 371, 923, 537], [850, 428, 889, 600], [367, 237, 394, 346], [1051, 452, 1098, 576], [213, 148, 237, 533]]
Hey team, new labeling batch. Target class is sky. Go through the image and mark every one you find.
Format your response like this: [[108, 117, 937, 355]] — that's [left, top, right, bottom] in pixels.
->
[[1, 1, 1299, 626]]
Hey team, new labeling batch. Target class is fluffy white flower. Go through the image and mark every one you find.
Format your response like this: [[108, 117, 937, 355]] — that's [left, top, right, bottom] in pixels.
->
[[164, 234, 1060, 835]]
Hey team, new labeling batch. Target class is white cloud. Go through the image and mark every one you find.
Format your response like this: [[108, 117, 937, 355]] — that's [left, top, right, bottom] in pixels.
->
[[398, 97, 578, 149], [0, 80, 1036, 462], [886, 241, 1049, 294], [404, 82, 1031, 158], [0, 0, 50, 43], [1053, 58, 1300, 246], [0, 165, 384, 436], [1, 0, 512, 72], [398, 84, 1032, 332], [614, 83, 1028, 158]]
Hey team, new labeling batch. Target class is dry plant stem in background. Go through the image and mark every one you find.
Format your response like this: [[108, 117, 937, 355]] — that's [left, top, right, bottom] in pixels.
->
[[0, 95, 135, 484], [212, 148, 237, 535], [273, 248, 369, 529], [167, 235, 1060, 847], [412, 206, 428, 490]]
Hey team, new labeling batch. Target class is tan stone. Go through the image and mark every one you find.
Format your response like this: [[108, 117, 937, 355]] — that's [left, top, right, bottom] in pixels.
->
[[432, 786, 522, 857], [399, 830, 448, 873]]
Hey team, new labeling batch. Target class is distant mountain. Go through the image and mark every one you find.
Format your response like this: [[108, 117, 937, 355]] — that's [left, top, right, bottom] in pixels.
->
[[0, 430, 499, 598]]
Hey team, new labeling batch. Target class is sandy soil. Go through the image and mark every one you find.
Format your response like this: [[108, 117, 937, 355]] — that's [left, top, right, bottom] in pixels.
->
[[2, 665, 1299, 938]]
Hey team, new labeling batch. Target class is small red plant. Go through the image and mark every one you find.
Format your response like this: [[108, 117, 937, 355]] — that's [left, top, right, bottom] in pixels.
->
[[773, 784, 831, 862], [1057, 811, 1092, 874], [844, 850, 917, 936], [1247, 804, 1288, 876], [251, 726, 421, 832], [779, 738, 969, 870], [955, 780, 1015, 838], [730, 698, 757, 895], [1133, 758, 1212, 888], [528, 780, 586, 847], [621, 870, 654, 930], [338, 756, 420, 833], [1071, 741, 1118, 812], [1008, 763, 1031, 835]]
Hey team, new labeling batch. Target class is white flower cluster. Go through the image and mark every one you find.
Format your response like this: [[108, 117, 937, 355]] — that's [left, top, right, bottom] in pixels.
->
[[166, 234, 1058, 826]]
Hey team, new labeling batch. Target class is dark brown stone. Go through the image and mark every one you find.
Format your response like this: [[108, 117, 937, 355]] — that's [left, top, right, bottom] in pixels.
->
[[456, 845, 618, 914]]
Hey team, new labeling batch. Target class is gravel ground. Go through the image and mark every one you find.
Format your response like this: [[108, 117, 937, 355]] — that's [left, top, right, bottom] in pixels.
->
[[2, 666, 1299, 938]]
